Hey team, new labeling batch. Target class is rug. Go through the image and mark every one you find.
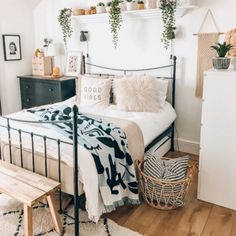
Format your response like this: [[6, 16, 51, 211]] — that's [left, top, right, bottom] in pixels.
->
[[0, 194, 141, 236]]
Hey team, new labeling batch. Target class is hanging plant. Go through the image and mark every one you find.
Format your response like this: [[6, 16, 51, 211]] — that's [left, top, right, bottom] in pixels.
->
[[160, 0, 177, 49], [58, 8, 73, 48], [109, 0, 123, 48]]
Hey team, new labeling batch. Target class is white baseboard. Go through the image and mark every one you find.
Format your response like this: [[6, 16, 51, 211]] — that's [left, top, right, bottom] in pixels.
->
[[175, 138, 200, 155]]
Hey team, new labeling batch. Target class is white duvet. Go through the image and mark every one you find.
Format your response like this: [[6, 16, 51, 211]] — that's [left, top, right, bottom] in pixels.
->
[[0, 97, 176, 221]]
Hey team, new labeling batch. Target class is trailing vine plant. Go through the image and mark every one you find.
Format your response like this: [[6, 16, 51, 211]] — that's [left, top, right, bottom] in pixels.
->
[[160, 0, 177, 49], [109, 0, 123, 48], [58, 8, 73, 48]]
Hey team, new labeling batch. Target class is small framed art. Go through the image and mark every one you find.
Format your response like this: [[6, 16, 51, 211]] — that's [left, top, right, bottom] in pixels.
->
[[65, 51, 82, 76], [2, 34, 22, 61]]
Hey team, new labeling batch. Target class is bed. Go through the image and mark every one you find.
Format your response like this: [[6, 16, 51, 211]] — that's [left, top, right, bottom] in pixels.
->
[[0, 55, 177, 235]]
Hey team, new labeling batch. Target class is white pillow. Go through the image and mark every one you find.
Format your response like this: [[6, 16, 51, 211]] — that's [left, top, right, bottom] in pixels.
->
[[113, 75, 160, 112], [156, 78, 169, 109], [79, 77, 112, 108]]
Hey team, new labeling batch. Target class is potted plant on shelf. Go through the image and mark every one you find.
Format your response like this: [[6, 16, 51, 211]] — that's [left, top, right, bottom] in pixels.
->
[[106, 1, 112, 12], [146, 0, 157, 9], [97, 2, 106, 13], [109, 0, 123, 48], [211, 42, 233, 70], [58, 8, 73, 48], [126, 0, 137, 11], [159, 0, 177, 49], [137, 0, 145, 9]]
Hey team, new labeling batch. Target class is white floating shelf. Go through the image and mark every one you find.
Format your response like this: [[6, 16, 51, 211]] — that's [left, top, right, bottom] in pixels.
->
[[72, 5, 197, 24]]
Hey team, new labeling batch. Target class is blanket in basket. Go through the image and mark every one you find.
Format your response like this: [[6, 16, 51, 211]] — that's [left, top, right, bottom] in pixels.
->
[[27, 104, 140, 213]]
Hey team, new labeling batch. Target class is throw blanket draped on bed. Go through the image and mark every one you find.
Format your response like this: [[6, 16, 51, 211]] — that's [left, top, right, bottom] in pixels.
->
[[28, 105, 140, 212]]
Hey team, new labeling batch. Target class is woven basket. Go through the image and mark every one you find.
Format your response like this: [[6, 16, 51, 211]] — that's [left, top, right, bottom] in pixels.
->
[[136, 159, 196, 210]]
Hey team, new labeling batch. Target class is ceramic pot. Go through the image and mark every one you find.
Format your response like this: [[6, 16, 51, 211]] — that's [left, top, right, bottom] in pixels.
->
[[73, 9, 85, 16], [145, 0, 157, 9], [119, 2, 127, 11], [137, 3, 145, 10], [96, 6, 106, 14], [106, 6, 111, 12], [126, 2, 137, 11], [85, 9, 91, 15], [212, 57, 231, 70]]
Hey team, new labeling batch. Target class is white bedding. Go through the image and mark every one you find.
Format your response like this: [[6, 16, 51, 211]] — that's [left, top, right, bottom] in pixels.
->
[[0, 97, 176, 221]]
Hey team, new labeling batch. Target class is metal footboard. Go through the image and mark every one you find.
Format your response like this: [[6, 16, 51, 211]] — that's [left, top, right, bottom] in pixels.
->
[[0, 105, 80, 235]]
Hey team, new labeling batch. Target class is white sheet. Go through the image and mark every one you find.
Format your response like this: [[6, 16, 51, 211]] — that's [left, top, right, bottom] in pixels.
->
[[0, 97, 176, 221]]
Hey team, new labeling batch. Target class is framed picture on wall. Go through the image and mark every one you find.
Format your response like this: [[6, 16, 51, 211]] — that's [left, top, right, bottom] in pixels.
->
[[65, 51, 83, 76], [2, 34, 22, 61]]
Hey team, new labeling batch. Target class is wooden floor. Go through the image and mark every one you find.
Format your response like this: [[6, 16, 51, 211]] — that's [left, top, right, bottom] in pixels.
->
[[106, 152, 236, 236]]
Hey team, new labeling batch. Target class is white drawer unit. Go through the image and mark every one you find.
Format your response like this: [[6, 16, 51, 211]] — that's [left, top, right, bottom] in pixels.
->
[[198, 69, 236, 210]]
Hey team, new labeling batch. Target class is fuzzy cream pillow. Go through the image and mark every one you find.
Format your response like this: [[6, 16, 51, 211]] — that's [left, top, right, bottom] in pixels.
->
[[113, 76, 160, 112]]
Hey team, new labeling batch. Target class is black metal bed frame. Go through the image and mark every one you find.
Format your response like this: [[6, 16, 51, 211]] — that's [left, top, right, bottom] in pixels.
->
[[0, 55, 177, 236]]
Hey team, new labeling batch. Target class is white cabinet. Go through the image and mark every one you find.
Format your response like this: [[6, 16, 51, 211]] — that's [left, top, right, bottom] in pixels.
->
[[198, 70, 236, 210]]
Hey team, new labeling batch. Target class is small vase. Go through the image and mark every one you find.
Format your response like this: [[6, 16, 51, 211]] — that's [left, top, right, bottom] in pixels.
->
[[126, 2, 137, 11], [145, 0, 157, 9], [96, 6, 106, 14], [212, 57, 231, 70]]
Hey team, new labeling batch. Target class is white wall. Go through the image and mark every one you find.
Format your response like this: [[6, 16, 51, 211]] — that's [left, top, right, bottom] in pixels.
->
[[34, 0, 236, 154], [0, 0, 35, 115]]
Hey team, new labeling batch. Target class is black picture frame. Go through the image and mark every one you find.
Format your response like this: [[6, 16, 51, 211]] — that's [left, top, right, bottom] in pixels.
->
[[2, 34, 22, 61]]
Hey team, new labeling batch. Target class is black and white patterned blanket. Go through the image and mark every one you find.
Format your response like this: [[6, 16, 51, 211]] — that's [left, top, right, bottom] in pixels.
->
[[27, 104, 140, 212]]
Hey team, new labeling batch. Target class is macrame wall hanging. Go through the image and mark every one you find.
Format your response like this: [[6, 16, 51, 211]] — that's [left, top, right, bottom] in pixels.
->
[[194, 9, 224, 98]]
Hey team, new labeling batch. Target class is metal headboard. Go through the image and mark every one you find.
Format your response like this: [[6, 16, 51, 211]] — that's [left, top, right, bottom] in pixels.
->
[[81, 55, 177, 109]]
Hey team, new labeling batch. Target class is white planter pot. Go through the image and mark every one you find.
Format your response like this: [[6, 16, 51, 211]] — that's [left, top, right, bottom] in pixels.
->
[[145, 0, 157, 9], [106, 6, 111, 12], [126, 2, 137, 11], [119, 3, 127, 11], [177, 0, 196, 6], [96, 6, 106, 14]]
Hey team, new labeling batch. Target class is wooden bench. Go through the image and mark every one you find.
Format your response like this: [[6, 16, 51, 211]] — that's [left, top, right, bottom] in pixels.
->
[[0, 160, 62, 236]]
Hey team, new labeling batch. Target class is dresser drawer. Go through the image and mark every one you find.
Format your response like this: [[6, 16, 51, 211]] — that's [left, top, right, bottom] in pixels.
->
[[20, 80, 35, 95], [34, 82, 60, 99], [21, 96, 61, 109]]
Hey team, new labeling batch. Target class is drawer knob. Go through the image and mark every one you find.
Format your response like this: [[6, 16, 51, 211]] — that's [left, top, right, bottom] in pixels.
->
[[25, 85, 30, 89], [26, 98, 30, 102], [49, 88, 54, 92]]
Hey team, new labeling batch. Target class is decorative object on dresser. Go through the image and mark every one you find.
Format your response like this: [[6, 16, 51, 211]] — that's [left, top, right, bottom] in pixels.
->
[[32, 56, 52, 76], [198, 70, 236, 211], [2, 34, 22, 61], [18, 75, 76, 109], [210, 42, 233, 70], [65, 51, 83, 76]]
